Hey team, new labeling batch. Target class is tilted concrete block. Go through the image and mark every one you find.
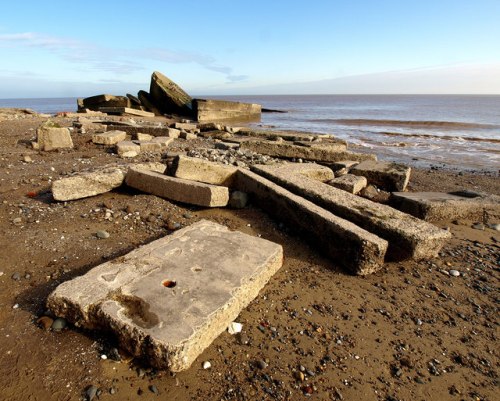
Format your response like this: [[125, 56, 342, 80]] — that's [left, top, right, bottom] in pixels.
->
[[328, 174, 367, 194], [92, 130, 127, 145], [36, 121, 73, 151], [125, 167, 229, 207], [150, 71, 193, 116], [252, 163, 450, 260], [47, 220, 283, 371], [171, 155, 237, 186], [351, 160, 411, 191], [116, 140, 140, 157], [235, 169, 387, 275]]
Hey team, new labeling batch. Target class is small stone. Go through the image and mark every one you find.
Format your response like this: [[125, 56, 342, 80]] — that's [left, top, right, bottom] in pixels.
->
[[23, 155, 33, 163], [472, 222, 485, 230], [96, 230, 110, 239], [449, 269, 460, 277], [85, 385, 98, 401], [488, 223, 500, 231], [255, 360, 268, 369], [12, 217, 22, 225], [203, 361, 211, 369], [148, 385, 159, 394], [11, 272, 21, 281], [166, 221, 181, 231], [238, 333, 250, 345], [37, 316, 54, 330], [228, 322, 243, 335], [101, 354, 108, 360], [109, 387, 116, 395], [51, 317, 67, 331], [294, 371, 305, 381], [12, 303, 19, 309]]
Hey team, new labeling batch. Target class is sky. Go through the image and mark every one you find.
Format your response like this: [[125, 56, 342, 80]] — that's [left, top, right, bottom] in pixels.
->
[[0, 0, 499, 98]]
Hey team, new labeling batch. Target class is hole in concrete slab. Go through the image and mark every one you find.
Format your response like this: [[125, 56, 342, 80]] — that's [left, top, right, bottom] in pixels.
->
[[162, 280, 177, 288]]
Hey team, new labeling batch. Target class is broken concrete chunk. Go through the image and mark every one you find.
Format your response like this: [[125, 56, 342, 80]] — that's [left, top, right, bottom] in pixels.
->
[[390, 191, 500, 222], [82, 94, 130, 110], [52, 167, 126, 201], [137, 90, 162, 115], [47, 220, 283, 371], [215, 142, 239, 150], [150, 71, 193, 116], [180, 132, 197, 140], [252, 163, 450, 260], [171, 155, 237, 186], [198, 122, 223, 131], [193, 99, 261, 123], [240, 140, 375, 163], [36, 121, 73, 151], [134, 141, 163, 152], [92, 130, 127, 145], [328, 174, 367, 194], [151, 136, 174, 148], [126, 167, 229, 207], [135, 133, 154, 141], [99, 107, 155, 118], [235, 169, 387, 275], [174, 122, 198, 131], [116, 140, 140, 157], [351, 160, 411, 192]]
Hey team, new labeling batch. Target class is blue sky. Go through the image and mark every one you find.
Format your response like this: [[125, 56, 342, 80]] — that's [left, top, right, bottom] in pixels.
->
[[0, 0, 499, 97]]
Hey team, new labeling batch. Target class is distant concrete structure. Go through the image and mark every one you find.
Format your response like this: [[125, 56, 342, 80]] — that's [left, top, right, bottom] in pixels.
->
[[193, 99, 261, 123]]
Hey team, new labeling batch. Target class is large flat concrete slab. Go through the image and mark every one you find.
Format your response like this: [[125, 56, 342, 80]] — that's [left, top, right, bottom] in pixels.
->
[[150, 71, 193, 116], [125, 167, 229, 207], [240, 140, 376, 163], [252, 163, 451, 260], [235, 169, 388, 275], [351, 160, 411, 191], [193, 99, 261, 123], [99, 107, 155, 118], [171, 155, 238, 186], [390, 191, 500, 222], [47, 220, 283, 371]]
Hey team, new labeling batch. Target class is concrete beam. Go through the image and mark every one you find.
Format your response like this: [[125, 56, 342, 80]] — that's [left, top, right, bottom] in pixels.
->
[[125, 167, 229, 207], [193, 99, 261, 123], [92, 130, 127, 145], [252, 163, 451, 260], [235, 169, 387, 275], [47, 220, 283, 371], [171, 155, 237, 186]]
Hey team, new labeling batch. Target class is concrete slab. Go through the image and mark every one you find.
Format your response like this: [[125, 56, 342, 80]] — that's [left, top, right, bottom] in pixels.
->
[[134, 140, 163, 152], [328, 174, 367, 194], [235, 169, 387, 275], [135, 133, 154, 141], [390, 191, 500, 222], [150, 71, 193, 116], [237, 128, 329, 142], [99, 107, 155, 118], [351, 160, 411, 191], [83, 94, 130, 110], [174, 122, 198, 131], [151, 136, 174, 148], [92, 130, 127, 145], [252, 163, 450, 260], [116, 140, 140, 157], [193, 99, 261, 123], [171, 155, 237, 186], [240, 140, 376, 163], [47, 220, 283, 371], [125, 167, 229, 207]]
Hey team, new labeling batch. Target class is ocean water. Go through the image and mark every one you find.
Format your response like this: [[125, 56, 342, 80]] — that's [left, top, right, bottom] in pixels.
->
[[1, 95, 499, 171]]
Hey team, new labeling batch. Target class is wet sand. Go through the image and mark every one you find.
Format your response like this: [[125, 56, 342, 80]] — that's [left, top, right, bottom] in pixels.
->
[[0, 114, 498, 401]]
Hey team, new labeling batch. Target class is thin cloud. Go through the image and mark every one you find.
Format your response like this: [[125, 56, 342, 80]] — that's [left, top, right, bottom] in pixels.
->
[[0, 31, 245, 80]]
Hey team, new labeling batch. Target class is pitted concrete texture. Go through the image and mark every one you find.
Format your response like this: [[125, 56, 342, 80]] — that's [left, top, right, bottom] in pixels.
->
[[240, 140, 376, 163], [237, 128, 329, 142], [52, 167, 126, 201], [92, 130, 127, 145], [47, 220, 283, 371], [36, 123, 73, 151], [193, 99, 261, 123], [351, 160, 411, 191], [125, 167, 229, 207], [171, 155, 237, 186], [98, 107, 155, 118], [235, 169, 387, 275], [390, 191, 500, 222], [252, 163, 450, 260], [150, 71, 193, 116]]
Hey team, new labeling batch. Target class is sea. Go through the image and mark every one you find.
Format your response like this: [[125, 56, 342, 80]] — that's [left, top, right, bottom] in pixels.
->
[[1, 95, 499, 171]]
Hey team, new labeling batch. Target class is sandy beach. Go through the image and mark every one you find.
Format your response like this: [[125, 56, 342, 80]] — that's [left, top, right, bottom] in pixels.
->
[[0, 112, 498, 401]]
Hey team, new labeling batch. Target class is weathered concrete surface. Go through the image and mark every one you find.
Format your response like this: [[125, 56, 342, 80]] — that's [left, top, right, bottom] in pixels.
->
[[235, 169, 387, 275], [134, 140, 163, 152], [237, 128, 329, 143], [135, 133, 154, 141], [240, 140, 376, 163], [150, 71, 192, 116], [180, 132, 197, 140], [36, 121, 74, 151], [351, 160, 411, 191], [106, 125, 180, 138], [193, 99, 261, 123], [174, 122, 198, 131], [252, 163, 451, 260], [92, 130, 127, 145], [52, 167, 126, 201], [328, 174, 367, 194], [390, 191, 500, 222], [151, 136, 174, 148], [99, 107, 155, 118], [126, 167, 229, 207], [137, 90, 162, 116], [47, 220, 283, 371], [82, 94, 130, 110], [171, 155, 237, 186], [116, 141, 140, 157]]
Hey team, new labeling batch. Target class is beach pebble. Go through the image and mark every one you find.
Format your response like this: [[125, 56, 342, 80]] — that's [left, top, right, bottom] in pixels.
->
[[488, 223, 500, 231], [202, 361, 211, 369], [37, 316, 54, 330], [228, 321, 243, 335], [148, 385, 159, 394], [12, 303, 19, 309], [255, 360, 268, 369], [449, 269, 460, 277], [51, 317, 67, 331], [472, 223, 485, 230], [11, 272, 21, 281], [96, 230, 110, 239], [85, 385, 98, 401]]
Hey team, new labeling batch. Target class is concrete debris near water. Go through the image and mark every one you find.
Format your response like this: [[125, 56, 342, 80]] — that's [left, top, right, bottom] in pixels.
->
[[47, 220, 283, 371]]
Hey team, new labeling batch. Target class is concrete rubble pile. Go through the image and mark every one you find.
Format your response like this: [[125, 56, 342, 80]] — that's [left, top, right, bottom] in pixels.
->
[[78, 71, 262, 123], [39, 87, 499, 374]]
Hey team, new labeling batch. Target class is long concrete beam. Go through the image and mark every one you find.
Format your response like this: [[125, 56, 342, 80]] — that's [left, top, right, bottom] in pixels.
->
[[235, 169, 388, 275], [251, 163, 451, 260]]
